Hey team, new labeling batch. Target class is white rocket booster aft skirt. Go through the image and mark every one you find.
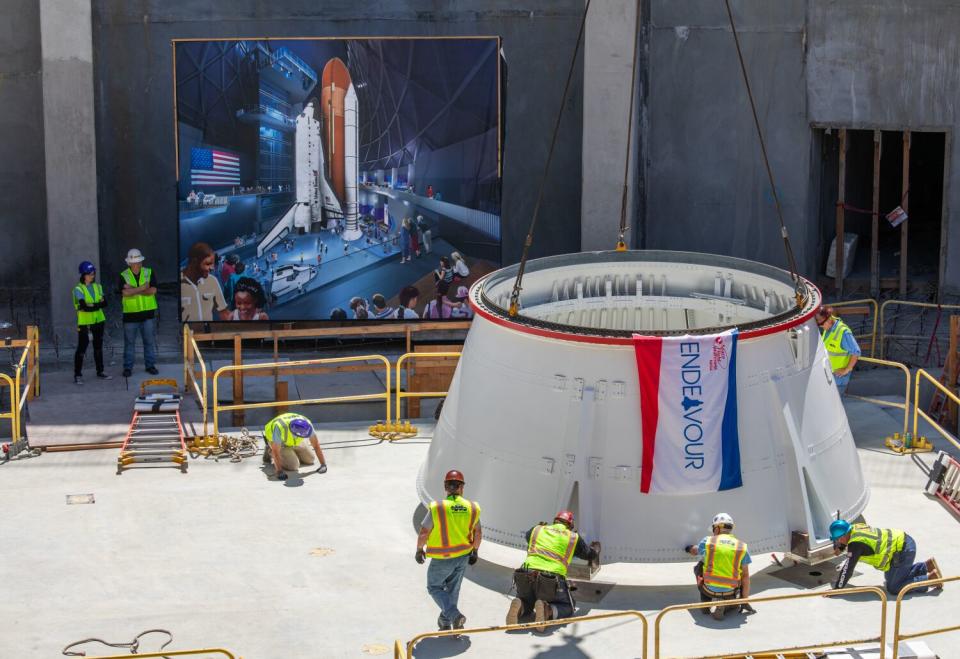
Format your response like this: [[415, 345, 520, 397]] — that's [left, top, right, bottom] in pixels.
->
[[342, 83, 362, 241], [418, 250, 868, 563]]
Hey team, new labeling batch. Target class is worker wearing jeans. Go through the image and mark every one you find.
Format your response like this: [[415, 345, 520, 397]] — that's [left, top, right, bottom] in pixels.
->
[[118, 249, 158, 378], [415, 469, 481, 631], [831, 520, 942, 595]]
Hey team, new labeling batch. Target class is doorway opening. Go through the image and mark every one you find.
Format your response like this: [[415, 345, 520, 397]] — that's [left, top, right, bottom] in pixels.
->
[[814, 127, 946, 298]]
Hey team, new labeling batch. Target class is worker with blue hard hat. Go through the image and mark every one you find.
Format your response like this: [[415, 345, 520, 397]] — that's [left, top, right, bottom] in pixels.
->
[[831, 518, 943, 594], [262, 413, 328, 481], [73, 260, 111, 385]]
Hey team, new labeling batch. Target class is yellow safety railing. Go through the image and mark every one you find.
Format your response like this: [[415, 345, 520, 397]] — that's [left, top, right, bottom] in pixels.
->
[[654, 586, 888, 659], [833, 298, 879, 358], [183, 326, 209, 437], [86, 650, 237, 659], [0, 326, 40, 441], [847, 356, 912, 436], [211, 355, 391, 436], [892, 575, 960, 659], [394, 351, 461, 427], [879, 299, 960, 361], [913, 369, 960, 453], [401, 610, 648, 658]]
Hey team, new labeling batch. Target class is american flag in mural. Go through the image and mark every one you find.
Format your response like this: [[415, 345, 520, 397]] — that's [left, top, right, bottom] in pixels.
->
[[190, 147, 240, 187]]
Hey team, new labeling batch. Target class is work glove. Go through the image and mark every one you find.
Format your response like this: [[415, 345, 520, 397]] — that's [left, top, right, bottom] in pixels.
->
[[468, 550, 478, 565], [740, 603, 757, 615], [316, 464, 328, 474], [415, 549, 426, 565], [276, 471, 288, 481]]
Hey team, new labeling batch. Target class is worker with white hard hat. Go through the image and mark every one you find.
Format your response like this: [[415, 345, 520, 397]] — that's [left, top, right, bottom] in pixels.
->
[[685, 513, 756, 620], [118, 248, 158, 378]]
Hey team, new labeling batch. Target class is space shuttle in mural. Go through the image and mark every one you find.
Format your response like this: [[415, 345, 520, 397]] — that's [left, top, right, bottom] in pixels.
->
[[259, 57, 361, 255]]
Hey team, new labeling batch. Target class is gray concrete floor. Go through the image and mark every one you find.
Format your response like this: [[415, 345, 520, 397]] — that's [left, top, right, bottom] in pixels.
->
[[2, 376, 959, 657]]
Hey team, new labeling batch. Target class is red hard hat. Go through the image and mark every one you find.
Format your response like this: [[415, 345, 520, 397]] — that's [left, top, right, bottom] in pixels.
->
[[555, 510, 575, 527], [444, 469, 465, 484]]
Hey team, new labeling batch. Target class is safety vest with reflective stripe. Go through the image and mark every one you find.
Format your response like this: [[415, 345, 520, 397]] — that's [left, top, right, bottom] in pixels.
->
[[702, 533, 748, 590], [73, 283, 105, 326], [522, 523, 579, 577], [425, 495, 479, 559], [120, 267, 158, 314], [849, 523, 905, 572], [264, 412, 310, 447], [823, 318, 854, 372]]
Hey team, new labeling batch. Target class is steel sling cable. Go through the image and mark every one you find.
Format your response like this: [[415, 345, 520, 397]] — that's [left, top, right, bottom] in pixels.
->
[[616, 1, 643, 251], [723, 0, 805, 308], [509, 0, 592, 316]]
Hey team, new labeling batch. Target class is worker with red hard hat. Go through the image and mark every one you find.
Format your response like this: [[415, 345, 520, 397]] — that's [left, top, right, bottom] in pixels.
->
[[507, 509, 601, 632], [415, 469, 482, 631]]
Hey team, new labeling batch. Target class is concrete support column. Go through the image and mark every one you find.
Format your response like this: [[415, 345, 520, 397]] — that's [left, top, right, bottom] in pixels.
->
[[40, 0, 100, 343], [581, 0, 640, 251], [376, 169, 385, 185], [407, 162, 415, 189], [390, 166, 398, 189]]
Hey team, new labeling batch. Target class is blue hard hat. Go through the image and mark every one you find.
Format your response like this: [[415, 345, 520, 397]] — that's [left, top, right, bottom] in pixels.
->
[[289, 417, 313, 438], [78, 261, 96, 275], [830, 519, 852, 540]]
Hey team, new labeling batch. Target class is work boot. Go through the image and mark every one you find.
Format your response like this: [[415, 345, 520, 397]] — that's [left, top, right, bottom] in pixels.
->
[[146, 366, 159, 375], [506, 598, 524, 625], [437, 615, 451, 631], [453, 614, 466, 630], [74, 376, 84, 385], [122, 369, 132, 378], [533, 600, 552, 633], [711, 603, 726, 621], [925, 558, 944, 590]]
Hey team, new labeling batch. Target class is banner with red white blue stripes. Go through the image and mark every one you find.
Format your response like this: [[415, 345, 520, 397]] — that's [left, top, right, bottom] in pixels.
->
[[632, 330, 742, 495]]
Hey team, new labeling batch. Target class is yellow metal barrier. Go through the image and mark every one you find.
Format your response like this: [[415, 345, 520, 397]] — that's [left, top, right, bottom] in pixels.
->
[[86, 650, 237, 659], [403, 610, 648, 658], [913, 369, 960, 453], [0, 327, 40, 442], [846, 356, 913, 437], [394, 351, 461, 427], [211, 355, 391, 436], [879, 299, 960, 361], [833, 298, 879, 358], [892, 575, 959, 659], [654, 586, 888, 659], [183, 327, 209, 437]]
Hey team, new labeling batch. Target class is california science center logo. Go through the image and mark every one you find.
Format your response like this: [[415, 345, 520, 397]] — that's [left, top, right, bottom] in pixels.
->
[[709, 336, 729, 371]]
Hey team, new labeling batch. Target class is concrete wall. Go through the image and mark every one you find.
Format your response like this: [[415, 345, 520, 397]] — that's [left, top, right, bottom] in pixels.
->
[[644, 0, 960, 293], [91, 0, 586, 284], [644, 1, 812, 275], [0, 0, 48, 297], [806, 0, 959, 292]]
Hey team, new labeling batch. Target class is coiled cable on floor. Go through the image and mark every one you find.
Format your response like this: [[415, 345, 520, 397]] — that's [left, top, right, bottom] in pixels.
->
[[63, 628, 173, 656]]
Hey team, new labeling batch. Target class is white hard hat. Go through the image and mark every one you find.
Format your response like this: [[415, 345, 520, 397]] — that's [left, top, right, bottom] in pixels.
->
[[712, 513, 734, 529], [125, 248, 145, 264]]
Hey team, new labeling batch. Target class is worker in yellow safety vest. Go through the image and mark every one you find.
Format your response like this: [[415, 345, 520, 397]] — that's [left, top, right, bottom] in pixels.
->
[[685, 512, 756, 620], [118, 248, 159, 378], [831, 519, 943, 594], [73, 260, 111, 385], [507, 510, 601, 632], [816, 306, 860, 394], [415, 469, 482, 631], [262, 413, 328, 481]]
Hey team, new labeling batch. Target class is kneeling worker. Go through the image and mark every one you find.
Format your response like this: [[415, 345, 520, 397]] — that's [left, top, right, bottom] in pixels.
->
[[507, 510, 601, 631], [685, 513, 756, 620], [831, 519, 942, 594], [262, 412, 328, 481]]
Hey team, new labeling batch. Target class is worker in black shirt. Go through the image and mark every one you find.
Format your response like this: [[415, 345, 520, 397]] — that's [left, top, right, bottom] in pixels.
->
[[506, 510, 600, 631], [830, 519, 943, 594]]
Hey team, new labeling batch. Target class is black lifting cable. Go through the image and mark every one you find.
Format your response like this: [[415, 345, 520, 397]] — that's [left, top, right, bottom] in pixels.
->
[[616, 0, 643, 251], [723, 0, 805, 308], [509, 0, 592, 317]]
